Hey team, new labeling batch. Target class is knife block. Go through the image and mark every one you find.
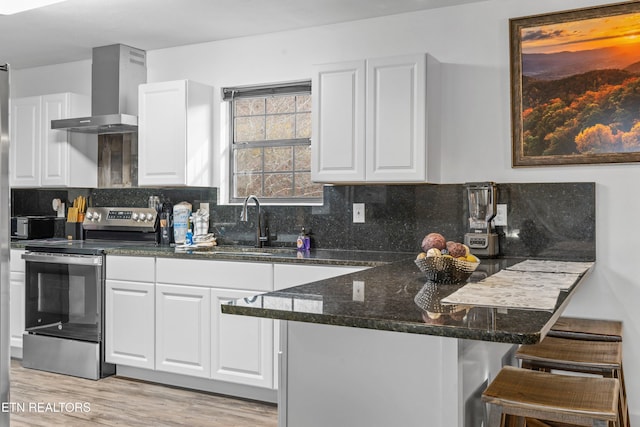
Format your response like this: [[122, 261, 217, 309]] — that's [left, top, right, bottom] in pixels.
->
[[65, 222, 84, 240]]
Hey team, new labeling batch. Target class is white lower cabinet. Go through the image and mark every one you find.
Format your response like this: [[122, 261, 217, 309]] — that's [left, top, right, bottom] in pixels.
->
[[10, 249, 26, 356], [105, 256, 155, 369], [155, 258, 274, 386], [104, 255, 370, 399], [105, 280, 155, 369], [155, 283, 211, 378], [211, 288, 273, 388]]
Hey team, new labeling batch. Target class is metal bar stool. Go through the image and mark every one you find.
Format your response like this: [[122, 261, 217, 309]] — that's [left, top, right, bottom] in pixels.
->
[[516, 336, 629, 427], [482, 365, 619, 426], [547, 317, 622, 342]]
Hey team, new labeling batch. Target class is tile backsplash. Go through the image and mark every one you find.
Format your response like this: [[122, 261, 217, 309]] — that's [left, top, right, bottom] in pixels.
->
[[11, 182, 595, 261]]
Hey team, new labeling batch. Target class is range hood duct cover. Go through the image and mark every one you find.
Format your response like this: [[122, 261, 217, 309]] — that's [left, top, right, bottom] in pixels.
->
[[51, 44, 146, 134]]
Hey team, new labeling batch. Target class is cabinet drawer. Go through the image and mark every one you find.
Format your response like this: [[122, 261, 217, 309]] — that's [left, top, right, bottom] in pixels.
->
[[106, 256, 155, 282], [156, 258, 273, 292], [10, 249, 25, 273]]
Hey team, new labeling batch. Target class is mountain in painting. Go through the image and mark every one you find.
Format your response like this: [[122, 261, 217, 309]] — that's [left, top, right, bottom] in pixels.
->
[[522, 43, 640, 80]]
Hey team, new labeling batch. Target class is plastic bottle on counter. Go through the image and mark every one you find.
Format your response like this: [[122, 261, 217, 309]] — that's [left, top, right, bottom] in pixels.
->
[[172, 201, 192, 244], [296, 227, 311, 250], [160, 202, 173, 245]]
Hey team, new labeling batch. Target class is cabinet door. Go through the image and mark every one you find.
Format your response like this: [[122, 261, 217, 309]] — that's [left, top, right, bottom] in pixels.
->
[[105, 280, 155, 369], [41, 93, 70, 186], [138, 80, 188, 186], [155, 283, 211, 378], [10, 272, 25, 350], [366, 54, 426, 182], [312, 60, 366, 182], [10, 96, 41, 187], [42, 93, 93, 187], [211, 288, 273, 388], [138, 80, 212, 186]]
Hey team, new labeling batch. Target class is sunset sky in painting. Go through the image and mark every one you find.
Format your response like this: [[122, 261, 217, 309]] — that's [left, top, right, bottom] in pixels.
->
[[521, 12, 640, 54]]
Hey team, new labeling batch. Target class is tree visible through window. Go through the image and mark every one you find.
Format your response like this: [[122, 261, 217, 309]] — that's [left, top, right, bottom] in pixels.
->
[[226, 82, 323, 203]]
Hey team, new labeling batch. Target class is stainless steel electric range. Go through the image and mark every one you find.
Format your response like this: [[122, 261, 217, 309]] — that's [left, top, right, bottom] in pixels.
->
[[22, 207, 159, 380]]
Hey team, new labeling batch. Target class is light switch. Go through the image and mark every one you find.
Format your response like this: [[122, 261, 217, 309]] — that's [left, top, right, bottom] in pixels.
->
[[353, 203, 365, 223], [353, 281, 365, 302]]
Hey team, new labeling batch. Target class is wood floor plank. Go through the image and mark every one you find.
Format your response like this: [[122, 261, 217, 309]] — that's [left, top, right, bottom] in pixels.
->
[[8, 359, 278, 426]]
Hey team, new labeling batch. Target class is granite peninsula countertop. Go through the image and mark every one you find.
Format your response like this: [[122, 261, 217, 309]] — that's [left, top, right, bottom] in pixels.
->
[[221, 257, 593, 344]]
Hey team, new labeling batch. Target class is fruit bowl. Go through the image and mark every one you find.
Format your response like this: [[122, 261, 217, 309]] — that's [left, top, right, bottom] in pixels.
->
[[414, 255, 480, 284]]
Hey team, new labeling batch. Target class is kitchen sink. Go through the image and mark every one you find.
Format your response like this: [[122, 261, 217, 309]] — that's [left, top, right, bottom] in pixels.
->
[[209, 246, 296, 257]]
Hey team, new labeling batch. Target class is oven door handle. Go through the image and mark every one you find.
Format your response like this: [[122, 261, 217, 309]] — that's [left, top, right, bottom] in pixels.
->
[[22, 252, 103, 266]]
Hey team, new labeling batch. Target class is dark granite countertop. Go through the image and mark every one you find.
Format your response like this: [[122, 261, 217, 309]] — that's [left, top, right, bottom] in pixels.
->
[[221, 257, 592, 344], [108, 246, 410, 267], [11, 240, 410, 267], [12, 240, 590, 343]]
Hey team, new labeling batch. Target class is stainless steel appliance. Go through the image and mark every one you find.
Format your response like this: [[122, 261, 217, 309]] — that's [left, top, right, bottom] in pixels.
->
[[464, 182, 499, 257], [11, 215, 56, 240], [0, 63, 10, 427], [51, 44, 146, 134], [21, 207, 159, 380], [22, 249, 113, 380]]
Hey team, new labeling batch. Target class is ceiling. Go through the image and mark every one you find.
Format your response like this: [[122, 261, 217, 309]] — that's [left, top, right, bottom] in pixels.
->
[[0, 0, 485, 70]]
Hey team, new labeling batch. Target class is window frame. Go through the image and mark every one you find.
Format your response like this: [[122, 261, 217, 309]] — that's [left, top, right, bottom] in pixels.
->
[[224, 81, 323, 205]]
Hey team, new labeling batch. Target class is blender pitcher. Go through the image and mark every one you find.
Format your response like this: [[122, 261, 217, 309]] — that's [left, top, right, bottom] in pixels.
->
[[464, 182, 499, 257]]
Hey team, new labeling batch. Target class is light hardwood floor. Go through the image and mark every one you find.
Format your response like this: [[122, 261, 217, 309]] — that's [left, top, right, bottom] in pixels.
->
[[8, 359, 278, 426]]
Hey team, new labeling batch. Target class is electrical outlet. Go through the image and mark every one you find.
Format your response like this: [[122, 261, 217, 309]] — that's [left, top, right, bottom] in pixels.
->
[[353, 203, 365, 223], [494, 204, 507, 226], [353, 281, 365, 302]]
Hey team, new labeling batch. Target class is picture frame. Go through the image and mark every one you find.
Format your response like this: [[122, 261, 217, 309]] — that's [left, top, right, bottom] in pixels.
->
[[510, 1, 640, 166]]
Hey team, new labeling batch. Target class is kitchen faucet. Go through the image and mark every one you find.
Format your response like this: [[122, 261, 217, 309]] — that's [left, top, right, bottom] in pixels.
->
[[240, 195, 268, 248]]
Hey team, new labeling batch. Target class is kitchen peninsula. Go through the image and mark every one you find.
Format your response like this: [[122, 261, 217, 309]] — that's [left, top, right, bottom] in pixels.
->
[[222, 257, 593, 427]]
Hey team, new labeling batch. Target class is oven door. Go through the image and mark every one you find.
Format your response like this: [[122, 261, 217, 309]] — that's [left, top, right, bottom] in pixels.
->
[[22, 252, 103, 343]]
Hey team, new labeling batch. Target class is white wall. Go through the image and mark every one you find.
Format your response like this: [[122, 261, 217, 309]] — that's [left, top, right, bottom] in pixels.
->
[[11, 0, 639, 422], [11, 60, 90, 98]]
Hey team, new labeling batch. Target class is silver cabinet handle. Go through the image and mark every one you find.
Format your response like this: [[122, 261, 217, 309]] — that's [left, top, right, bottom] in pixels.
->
[[22, 252, 103, 266]]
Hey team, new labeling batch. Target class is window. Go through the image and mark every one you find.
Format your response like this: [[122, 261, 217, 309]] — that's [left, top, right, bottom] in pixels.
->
[[224, 82, 323, 203]]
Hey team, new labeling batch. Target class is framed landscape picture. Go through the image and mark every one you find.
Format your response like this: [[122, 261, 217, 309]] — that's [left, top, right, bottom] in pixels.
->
[[510, 1, 640, 166]]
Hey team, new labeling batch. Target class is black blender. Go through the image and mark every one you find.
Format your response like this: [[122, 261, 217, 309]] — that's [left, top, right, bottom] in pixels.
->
[[464, 182, 499, 257]]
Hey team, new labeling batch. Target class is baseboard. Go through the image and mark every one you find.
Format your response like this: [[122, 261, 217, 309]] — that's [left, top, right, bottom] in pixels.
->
[[116, 365, 278, 404], [10, 346, 22, 360]]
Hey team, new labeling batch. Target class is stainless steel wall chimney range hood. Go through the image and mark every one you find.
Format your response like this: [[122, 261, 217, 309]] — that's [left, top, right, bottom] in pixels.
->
[[51, 44, 146, 134]]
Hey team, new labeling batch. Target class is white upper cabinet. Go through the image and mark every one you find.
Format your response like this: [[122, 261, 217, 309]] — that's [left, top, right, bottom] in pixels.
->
[[10, 96, 39, 187], [10, 92, 94, 187], [312, 60, 366, 182], [138, 80, 213, 187], [312, 53, 438, 183], [365, 55, 426, 182]]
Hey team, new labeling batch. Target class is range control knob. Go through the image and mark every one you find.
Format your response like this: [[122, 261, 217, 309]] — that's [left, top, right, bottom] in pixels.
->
[[132, 212, 140, 221], [146, 213, 154, 222], [85, 212, 93, 220]]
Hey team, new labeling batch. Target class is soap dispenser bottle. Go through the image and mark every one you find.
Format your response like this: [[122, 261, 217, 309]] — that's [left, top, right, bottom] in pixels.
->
[[296, 227, 306, 250]]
